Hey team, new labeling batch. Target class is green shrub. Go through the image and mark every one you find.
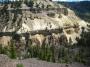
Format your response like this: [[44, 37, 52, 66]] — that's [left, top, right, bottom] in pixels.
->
[[0, 45, 3, 54], [47, 12, 55, 18], [16, 63, 24, 67], [63, 8, 68, 15], [8, 41, 17, 59], [46, 5, 52, 9], [58, 14, 62, 18], [25, 0, 34, 8], [0, 45, 9, 55]]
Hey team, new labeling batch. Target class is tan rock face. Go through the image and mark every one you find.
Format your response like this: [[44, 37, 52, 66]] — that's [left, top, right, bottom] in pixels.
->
[[0, 1, 89, 46], [0, 36, 12, 46], [30, 34, 45, 46], [29, 33, 68, 47]]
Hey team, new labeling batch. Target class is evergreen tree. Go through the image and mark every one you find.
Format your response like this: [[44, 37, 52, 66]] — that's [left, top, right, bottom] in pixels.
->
[[9, 40, 17, 59]]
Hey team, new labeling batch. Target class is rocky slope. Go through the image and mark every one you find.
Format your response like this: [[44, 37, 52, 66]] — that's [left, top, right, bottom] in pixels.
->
[[0, 0, 90, 45], [0, 0, 90, 65], [0, 54, 89, 67]]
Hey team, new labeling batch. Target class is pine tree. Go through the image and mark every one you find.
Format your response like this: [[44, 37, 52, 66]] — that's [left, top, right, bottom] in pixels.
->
[[9, 40, 17, 59]]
